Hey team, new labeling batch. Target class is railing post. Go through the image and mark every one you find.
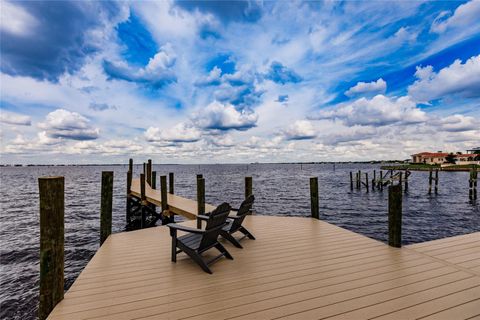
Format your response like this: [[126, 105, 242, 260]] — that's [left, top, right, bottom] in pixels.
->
[[169, 172, 174, 194], [310, 177, 319, 220], [245, 176, 253, 199], [388, 184, 402, 248], [197, 177, 205, 228], [38, 177, 64, 320], [100, 171, 113, 246]]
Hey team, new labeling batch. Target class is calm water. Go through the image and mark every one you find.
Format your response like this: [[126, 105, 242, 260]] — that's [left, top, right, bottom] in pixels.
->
[[0, 163, 478, 319]]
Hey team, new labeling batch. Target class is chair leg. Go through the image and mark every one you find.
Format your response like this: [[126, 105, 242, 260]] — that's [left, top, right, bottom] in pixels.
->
[[220, 231, 243, 248], [171, 237, 177, 263], [190, 252, 212, 274], [239, 226, 255, 240], [215, 243, 234, 260]]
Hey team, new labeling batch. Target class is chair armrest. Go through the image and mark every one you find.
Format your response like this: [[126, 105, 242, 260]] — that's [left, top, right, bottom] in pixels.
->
[[167, 223, 205, 234], [227, 215, 244, 220]]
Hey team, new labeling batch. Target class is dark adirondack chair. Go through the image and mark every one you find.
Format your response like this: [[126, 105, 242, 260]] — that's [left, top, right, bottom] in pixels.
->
[[198, 195, 256, 248], [167, 202, 233, 274]]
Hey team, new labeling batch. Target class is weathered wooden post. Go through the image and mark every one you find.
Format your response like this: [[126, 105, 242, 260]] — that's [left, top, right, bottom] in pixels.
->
[[380, 170, 384, 191], [196, 174, 203, 180], [151, 171, 157, 190], [245, 176, 253, 199], [143, 162, 146, 176], [372, 170, 376, 190], [129, 158, 133, 173], [169, 172, 174, 194], [310, 177, 319, 219], [38, 176, 64, 320], [428, 169, 433, 195], [160, 175, 170, 224], [349, 171, 353, 191], [470, 166, 478, 200], [197, 177, 205, 228], [435, 169, 439, 194], [404, 170, 409, 193], [357, 170, 361, 189], [365, 173, 369, 193], [100, 171, 113, 246], [146, 159, 152, 185], [126, 170, 132, 223], [388, 184, 402, 248], [140, 173, 146, 228]]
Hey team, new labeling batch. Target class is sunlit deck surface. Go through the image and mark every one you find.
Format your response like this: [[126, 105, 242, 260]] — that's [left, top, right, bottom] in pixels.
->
[[48, 216, 480, 320]]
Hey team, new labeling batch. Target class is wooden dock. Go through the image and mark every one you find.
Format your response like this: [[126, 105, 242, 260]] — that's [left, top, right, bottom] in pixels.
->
[[130, 178, 216, 219], [47, 215, 480, 320]]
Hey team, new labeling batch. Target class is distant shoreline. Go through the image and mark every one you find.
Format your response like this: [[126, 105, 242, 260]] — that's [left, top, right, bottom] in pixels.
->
[[0, 160, 407, 167]]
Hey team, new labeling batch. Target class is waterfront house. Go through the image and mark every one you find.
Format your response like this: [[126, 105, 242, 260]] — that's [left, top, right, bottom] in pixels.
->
[[411, 151, 480, 165]]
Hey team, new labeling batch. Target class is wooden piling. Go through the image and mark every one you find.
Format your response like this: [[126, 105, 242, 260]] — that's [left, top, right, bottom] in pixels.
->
[[196, 174, 203, 180], [388, 184, 402, 248], [245, 176, 253, 199], [38, 176, 64, 320], [151, 171, 157, 190], [128, 158, 133, 174], [349, 171, 353, 191], [372, 170, 376, 190], [197, 178, 205, 228], [404, 170, 409, 193], [428, 169, 433, 195], [143, 163, 146, 176], [126, 171, 132, 223], [169, 172, 174, 194], [435, 169, 439, 194], [160, 175, 169, 224], [357, 170, 361, 189], [310, 177, 319, 220], [380, 170, 383, 191], [365, 173, 369, 193], [100, 171, 113, 246], [146, 159, 152, 185], [140, 173, 146, 228], [470, 166, 478, 200]]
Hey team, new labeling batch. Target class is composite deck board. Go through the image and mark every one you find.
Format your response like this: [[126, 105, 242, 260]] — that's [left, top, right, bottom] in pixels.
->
[[48, 216, 480, 320]]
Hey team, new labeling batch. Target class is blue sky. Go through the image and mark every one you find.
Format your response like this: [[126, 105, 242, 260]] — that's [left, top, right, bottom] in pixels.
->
[[0, 0, 479, 164]]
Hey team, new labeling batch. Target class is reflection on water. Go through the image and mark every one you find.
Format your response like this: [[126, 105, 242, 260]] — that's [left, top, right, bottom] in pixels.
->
[[0, 164, 478, 319]]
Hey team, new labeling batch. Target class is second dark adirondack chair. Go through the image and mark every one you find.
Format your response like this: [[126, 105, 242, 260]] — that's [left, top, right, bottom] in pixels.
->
[[198, 195, 256, 248], [167, 202, 233, 274]]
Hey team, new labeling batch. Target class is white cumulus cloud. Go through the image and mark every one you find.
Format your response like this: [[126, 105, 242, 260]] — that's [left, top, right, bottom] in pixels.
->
[[408, 55, 480, 102], [38, 109, 99, 140], [430, 0, 480, 34], [345, 78, 386, 97], [145, 122, 202, 143], [193, 101, 258, 131], [283, 120, 316, 140], [312, 95, 427, 127], [0, 110, 31, 126]]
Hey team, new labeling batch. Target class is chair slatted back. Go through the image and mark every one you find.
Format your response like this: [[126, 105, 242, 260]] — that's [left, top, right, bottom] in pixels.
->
[[199, 202, 231, 251], [230, 195, 255, 232]]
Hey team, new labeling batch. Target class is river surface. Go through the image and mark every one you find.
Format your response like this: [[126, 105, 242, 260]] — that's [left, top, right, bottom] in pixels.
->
[[0, 163, 478, 319]]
